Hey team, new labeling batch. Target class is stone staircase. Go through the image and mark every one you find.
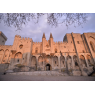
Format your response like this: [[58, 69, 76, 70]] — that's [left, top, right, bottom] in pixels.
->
[[7, 71, 69, 76]]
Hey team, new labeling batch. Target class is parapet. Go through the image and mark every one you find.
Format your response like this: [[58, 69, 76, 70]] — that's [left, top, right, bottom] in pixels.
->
[[21, 37, 32, 41], [0, 45, 12, 49], [54, 41, 63, 44], [15, 35, 21, 38], [33, 42, 41, 45]]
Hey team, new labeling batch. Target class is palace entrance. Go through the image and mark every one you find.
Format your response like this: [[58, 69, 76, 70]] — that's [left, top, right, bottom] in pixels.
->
[[45, 64, 52, 71]]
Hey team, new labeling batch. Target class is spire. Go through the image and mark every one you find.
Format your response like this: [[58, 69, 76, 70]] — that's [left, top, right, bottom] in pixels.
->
[[50, 33, 53, 38], [42, 33, 46, 38]]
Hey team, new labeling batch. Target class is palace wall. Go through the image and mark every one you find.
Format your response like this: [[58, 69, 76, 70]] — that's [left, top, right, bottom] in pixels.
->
[[0, 32, 95, 76]]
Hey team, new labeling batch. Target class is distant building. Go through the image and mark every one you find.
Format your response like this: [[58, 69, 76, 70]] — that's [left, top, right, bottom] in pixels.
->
[[0, 32, 95, 76], [0, 31, 7, 45]]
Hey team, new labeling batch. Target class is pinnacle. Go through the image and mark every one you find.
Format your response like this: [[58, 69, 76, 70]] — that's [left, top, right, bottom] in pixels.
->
[[42, 33, 46, 38], [50, 33, 53, 38]]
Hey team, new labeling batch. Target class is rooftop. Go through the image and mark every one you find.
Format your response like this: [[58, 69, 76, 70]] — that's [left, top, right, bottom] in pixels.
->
[[0, 31, 7, 41]]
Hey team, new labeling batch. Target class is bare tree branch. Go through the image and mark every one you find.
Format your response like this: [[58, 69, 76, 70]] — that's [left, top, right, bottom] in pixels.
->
[[0, 13, 88, 30]]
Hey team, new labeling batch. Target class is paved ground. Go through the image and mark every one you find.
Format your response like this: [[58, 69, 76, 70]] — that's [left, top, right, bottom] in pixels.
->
[[0, 74, 95, 81]]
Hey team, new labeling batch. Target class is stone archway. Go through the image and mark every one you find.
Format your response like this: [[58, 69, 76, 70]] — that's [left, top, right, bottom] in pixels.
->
[[0, 49, 4, 63], [73, 55, 80, 70], [38, 56, 43, 66], [53, 56, 58, 67], [45, 64, 52, 71], [31, 56, 37, 71], [60, 56, 65, 67], [31, 56, 36, 66], [87, 55, 93, 66], [14, 52, 22, 64], [80, 55, 87, 67], [67, 55, 72, 70], [2, 49, 9, 63]]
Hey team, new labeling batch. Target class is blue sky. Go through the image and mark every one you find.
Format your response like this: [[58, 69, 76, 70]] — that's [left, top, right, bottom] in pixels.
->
[[0, 13, 95, 45]]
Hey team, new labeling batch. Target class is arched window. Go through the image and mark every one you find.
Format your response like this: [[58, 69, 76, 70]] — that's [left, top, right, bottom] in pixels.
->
[[15, 52, 22, 59], [19, 44, 23, 49], [90, 41, 95, 52], [55, 48, 57, 53], [35, 47, 38, 53]]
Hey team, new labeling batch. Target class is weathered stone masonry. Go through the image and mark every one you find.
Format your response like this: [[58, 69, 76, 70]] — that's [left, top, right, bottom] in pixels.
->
[[0, 31, 95, 76]]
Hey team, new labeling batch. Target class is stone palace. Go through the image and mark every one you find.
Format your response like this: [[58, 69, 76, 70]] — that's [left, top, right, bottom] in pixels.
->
[[0, 31, 95, 76]]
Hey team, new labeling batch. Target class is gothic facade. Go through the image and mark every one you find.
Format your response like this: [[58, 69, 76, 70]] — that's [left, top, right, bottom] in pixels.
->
[[0, 32, 95, 76]]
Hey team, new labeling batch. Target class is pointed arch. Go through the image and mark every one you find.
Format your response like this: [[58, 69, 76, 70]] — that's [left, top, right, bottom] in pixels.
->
[[35, 47, 38, 53], [45, 64, 52, 71], [14, 52, 22, 64], [73, 55, 80, 70], [89, 36, 95, 40], [73, 55, 78, 66], [31, 56, 36, 66], [67, 55, 72, 69], [60, 56, 65, 67], [0, 49, 4, 63], [55, 48, 57, 53], [38, 56, 43, 66], [87, 55, 93, 66], [2, 49, 9, 63], [53, 56, 58, 67], [80, 55, 87, 67]]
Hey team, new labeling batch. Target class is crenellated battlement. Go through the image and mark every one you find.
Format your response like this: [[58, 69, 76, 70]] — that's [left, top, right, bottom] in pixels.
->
[[33, 42, 41, 45], [58, 41, 63, 44], [15, 35, 21, 38], [21, 37, 32, 41], [54, 41, 63, 44], [15, 35, 32, 41], [17, 37, 32, 42]]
